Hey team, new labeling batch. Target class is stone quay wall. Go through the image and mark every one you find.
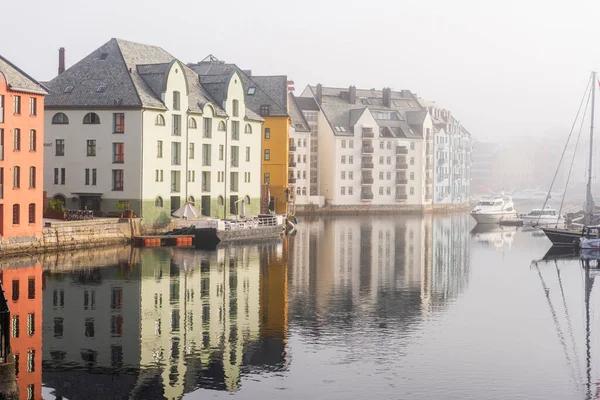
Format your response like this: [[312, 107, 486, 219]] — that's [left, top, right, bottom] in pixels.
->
[[294, 202, 470, 215], [0, 219, 141, 256]]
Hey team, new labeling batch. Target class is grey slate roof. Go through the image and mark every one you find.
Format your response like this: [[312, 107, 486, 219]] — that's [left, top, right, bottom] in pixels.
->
[[189, 60, 288, 117], [302, 85, 427, 138], [295, 96, 319, 111], [0, 55, 47, 95], [288, 93, 310, 132], [45, 38, 222, 114]]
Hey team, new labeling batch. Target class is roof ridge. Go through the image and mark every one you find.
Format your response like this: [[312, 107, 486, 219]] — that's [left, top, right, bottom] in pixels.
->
[[0, 54, 48, 94], [114, 39, 143, 107]]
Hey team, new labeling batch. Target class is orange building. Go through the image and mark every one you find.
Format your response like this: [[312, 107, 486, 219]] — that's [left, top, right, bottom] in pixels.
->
[[1, 264, 43, 400], [0, 56, 47, 239]]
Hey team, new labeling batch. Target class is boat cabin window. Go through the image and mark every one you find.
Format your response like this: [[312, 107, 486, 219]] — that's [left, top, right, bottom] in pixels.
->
[[478, 201, 495, 206], [505, 207, 513, 211], [494, 201, 503, 206]]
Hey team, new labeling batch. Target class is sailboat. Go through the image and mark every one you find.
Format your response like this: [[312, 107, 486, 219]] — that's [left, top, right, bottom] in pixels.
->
[[540, 72, 598, 246]]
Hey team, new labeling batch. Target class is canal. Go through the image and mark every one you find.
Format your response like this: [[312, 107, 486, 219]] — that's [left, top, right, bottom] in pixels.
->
[[2, 213, 598, 399]]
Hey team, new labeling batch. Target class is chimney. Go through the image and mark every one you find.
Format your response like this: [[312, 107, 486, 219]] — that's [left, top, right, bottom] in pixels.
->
[[382, 87, 392, 108], [316, 83, 322, 105], [58, 47, 65, 74], [349, 85, 356, 104]]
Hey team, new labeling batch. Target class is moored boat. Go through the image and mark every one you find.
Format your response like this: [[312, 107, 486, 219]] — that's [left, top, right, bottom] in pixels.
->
[[470, 195, 518, 224], [522, 208, 563, 226]]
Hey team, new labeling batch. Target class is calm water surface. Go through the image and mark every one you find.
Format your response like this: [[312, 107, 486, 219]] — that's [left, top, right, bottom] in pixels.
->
[[4, 214, 600, 399]]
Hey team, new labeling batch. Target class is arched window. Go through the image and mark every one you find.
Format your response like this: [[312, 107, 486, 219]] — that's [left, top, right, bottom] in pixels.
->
[[52, 112, 69, 124], [302, 187, 307, 195], [218, 121, 226, 131], [155, 114, 165, 126], [244, 124, 252, 134], [232, 99, 239, 117], [188, 196, 195, 203], [189, 118, 197, 129], [83, 112, 100, 124], [244, 195, 250, 204], [217, 196, 224, 206], [296, 187, 301, 195], [28, 203, 36, 224], [53, 194, 66, 206], [155, 196, 163, 207]]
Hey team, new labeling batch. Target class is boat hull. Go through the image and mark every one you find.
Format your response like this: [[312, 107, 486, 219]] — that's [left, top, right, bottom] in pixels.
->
[[471, 212, 518, 224], [540, 227, 583, 247], [522, 216, 563, 226]]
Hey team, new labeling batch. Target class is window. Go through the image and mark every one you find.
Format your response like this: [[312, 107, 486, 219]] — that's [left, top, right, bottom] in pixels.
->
[[201, 117, 213, 138], [28, 130, 36, 152], [0, 95, 3, 123], [14, 95, 21, 114], [87, 140, 96, 156], [172, 114, 181, 136], [189, 117, 197, 129], [189, 143, 195, 159], [349, 186, 353, 195], [264, 128, 271, 139], [27, 97, 37, 116], [230, 171, 239, 192], [12, 280, 19, 301], [56, 139, 65, 156], [12, 315, 19, 338], [244, 172, 251, 182], [380, 141, 384, 149], [247, 87, 256, 95], [217, 120, 226, 131], [379, 187, 384, 195], [157, 140, 163, 158], [112, 169, 124, 191], [387, 157, 391, 165], [341, 156, 346, 164], [410, 187, 414, 195], [386, 187, 391, 195], [259, 104, 270, 116], [13, 128, 20, 150], [171, 142, 181, 165], [171, 171, 181, 192], [342, 140, 346, 148], [202, 171, 211, 191], [27, 313, 35, 336], [85, 318, 95, 338], [219, 145, 224, 160], [349, 156, 353, 164], [387, 141, 392, 150], [264, 173, 270, 184], [111, 315, 123, 337], [232, 99, 239, 117], [113, 142, 124, 163], [264, 149, 271, 161], [341, 171, 346, 179], [60, 168, 65, 184], [85, 168, 90, 185], [231, 121, 239, 140], [231, 146, 239, 167], [155, 197, 163, 207], [28, 167, 35, 189], [245, 146, 250, 162], [410, 142, 415, 150], [52, 112, 69, 124], [173, 91, 180, 110], [53, 168, 58, 184], [13, 166, 20, 188], [348, 171, 353, 180], [202, 144, 211, 166], [12, 204, 19, 224], [187, 170, 195, 182], [244, 124, 252, 134], [379, 156, 384, 165], [113, 113, 125, 133], [410, 157, 414, 165], [410, 172, 415, 180], [83, 112, 100, 124], [341, 186, 345, 195], [155, 114, 165, 126]]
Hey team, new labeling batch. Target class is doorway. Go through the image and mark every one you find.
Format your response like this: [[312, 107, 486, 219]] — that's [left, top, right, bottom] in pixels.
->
[[79, 196, 101, 212], [170, 196, 181, 213], [230, 195, 238, 216], [201, 195, 211, 217]]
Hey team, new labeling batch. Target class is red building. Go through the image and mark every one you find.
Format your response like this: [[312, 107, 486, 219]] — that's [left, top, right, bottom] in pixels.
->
[[1, 264, 43, 400], [0, 56, 47, 239]]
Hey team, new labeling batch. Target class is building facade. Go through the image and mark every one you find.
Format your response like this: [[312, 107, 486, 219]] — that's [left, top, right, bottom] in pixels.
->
[[288, 93, 312, 206], [299, 85, 433, 208], [0, 56, 47, 240], [43, 39, 262, 226]]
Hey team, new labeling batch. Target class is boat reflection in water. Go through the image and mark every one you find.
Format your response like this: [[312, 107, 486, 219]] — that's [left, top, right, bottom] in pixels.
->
[[470, 224, 517, 250]]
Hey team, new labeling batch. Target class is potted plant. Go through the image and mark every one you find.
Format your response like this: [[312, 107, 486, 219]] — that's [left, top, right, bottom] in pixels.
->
[[116, 200, 134, 219], [45, 198, 66, 220]]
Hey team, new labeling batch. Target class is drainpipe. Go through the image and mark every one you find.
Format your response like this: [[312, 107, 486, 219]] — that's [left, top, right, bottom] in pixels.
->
[[224, 119, 228, 220], [185, 111, 189, 202], [140, 109, 145, 218]]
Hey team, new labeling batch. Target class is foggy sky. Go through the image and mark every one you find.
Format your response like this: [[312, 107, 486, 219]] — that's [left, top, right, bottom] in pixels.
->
[[3, 0, 600, 142]]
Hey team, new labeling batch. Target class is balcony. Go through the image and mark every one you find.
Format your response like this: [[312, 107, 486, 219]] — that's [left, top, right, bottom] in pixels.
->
[[361, 192, 374, 200], [289, 160, 297, 168], [288, 177, 297, 184], [362, 146, 374, 154], [362, 128, 374, 138], [396, 194, 408, 201], [396, 179, 408, 185], [396, 163, 408, 170], [362, 162, 374, 169], [362, 177, 374, 184], [289, 143, 297, 152], [396, 147, 408, 155]]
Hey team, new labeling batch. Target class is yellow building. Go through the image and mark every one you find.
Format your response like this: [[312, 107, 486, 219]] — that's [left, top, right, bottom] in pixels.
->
[[261, 111, 291, 214]]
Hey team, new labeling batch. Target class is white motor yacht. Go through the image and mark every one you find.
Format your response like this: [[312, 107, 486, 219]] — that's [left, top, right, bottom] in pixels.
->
[[522, 208, 563, 226], [470, 195, 518, 224]]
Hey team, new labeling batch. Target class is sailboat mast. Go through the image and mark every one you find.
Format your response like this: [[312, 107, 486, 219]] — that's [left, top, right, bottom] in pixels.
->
[[586, 72, 596, 224]]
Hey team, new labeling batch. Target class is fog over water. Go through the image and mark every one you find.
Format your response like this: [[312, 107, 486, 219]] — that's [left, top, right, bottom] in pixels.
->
[[5, 0, 600, 143]]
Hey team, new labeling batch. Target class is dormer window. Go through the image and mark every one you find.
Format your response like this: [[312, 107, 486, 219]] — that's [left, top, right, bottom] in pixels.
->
[[99, 53, 108, 61], [259, 105, 270, 116], [247, 87, 256, 95], [173, 91, 180, 111]]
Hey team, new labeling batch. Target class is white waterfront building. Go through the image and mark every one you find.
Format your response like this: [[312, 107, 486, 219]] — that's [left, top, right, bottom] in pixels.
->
[[43, 39, 263, 227], [298, 85, 434, 208]]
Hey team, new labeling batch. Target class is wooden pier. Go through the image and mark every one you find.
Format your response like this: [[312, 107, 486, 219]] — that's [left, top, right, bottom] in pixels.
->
[[134, 235, 194, 248]]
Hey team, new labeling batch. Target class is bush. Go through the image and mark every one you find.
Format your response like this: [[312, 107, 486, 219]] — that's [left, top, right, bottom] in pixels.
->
[[46, 198, 65, 212]]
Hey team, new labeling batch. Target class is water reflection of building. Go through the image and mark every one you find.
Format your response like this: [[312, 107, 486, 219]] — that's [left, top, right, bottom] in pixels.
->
[[288, 215, 470, 327], [41, 265, 142, 399], [1, 264, 43, 400]]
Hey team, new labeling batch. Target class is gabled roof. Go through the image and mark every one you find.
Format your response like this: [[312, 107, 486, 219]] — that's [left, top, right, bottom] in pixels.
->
[[188, 60, 288, 117], [0, 55, 47, 95], [288, 93, 310, 132], [295, 96, 319, 111], [45, 38, 221, 114]]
